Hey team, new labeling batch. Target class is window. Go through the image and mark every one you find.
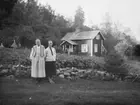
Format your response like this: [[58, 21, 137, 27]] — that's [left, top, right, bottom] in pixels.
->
[[94, 44, 98, 52], [96, 35, 100, 40], [81, 44, 88, 52]]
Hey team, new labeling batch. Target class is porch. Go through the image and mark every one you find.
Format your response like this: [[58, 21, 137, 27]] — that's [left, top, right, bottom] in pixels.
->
[[60, 40, 78, 53]]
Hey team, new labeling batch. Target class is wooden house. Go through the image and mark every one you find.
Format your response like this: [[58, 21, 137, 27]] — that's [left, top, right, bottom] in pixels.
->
[[60, 28, 107, 56]]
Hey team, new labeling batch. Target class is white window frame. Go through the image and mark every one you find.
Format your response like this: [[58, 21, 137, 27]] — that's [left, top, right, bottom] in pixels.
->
[[81, 44, 88, 52], [94, 44, 98, 53]]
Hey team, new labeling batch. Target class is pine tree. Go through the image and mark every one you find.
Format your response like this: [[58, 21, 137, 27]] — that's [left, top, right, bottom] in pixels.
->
[[104, 50, 128, 80]]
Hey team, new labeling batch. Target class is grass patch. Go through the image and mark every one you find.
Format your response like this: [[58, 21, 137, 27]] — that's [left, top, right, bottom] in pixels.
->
[[0, 77, 140, 105]]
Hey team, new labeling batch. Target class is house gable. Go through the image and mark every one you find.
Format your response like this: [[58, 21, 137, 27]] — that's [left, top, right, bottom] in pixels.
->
[[94, 32, 105, 40]]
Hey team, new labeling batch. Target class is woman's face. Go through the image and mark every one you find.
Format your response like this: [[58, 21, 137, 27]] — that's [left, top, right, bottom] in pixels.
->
[[48, 41, 53, 47], [36, 39, 41, 46]]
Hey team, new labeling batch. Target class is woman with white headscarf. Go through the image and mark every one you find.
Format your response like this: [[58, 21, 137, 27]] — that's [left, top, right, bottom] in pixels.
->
[[30, 39, 46, 83]]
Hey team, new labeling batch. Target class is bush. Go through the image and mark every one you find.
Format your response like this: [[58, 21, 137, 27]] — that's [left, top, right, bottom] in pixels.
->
[[104, 50, 128, 80], [56, 53, 105, 69], [0, 48, 105, 69], [0, 48, 31, 65], [0, 48, 105, 77]]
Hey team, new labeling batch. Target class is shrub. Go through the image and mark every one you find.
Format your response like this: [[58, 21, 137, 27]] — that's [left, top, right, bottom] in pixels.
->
[[104, 50, 128, 80], [0, 48, 105, 77], [54, 46, 63, 53], [0, 48, 31, 65], [56, 53, 105, 69], [0, 48, 105, 69]]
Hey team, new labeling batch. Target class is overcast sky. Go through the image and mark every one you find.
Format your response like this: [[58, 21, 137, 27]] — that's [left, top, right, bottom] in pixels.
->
[[38, 0, 140, 41]]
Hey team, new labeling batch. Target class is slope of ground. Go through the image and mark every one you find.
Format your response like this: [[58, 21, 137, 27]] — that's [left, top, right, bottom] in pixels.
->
[[0, 77, 140, 105]]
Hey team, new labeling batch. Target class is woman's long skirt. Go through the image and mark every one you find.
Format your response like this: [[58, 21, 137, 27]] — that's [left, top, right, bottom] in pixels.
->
[[45, 61, 56, 78]]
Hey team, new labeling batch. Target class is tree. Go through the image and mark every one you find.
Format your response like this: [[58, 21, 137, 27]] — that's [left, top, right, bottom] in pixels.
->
[[114, 40, 129, 56], [52, 14, 69, 28], [100, 12, 119, 53], [104, 50, 128, 80], [133, 44, 140, 56], [73, 6, 85, 28], [91, 25, 100, 30], [101, 12, 112, 35], [0, 0, 18, 29], [0, 0, 79, 48], [39, 4, 55, 25]]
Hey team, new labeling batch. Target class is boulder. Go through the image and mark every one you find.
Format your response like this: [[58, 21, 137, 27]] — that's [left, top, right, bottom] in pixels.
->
[[0, 69, 9, 74], [66, 76, 72, 80], [96, 71, 106, 76], [77, 69, 86, 73], [6, 75, 15, 79], [85, 70, 92, 74], [65, 69, 73, 73], [64, 72, 70, 76], [106, 73, 110, 77], [71, 72, 77, 76], [56, 69, 60, 74], [59, 74, 64, 78]]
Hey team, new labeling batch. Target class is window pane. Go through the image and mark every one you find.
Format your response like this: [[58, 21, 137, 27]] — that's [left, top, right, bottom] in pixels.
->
[[81, 44, 88, 52], [94, 44, 98, 52]]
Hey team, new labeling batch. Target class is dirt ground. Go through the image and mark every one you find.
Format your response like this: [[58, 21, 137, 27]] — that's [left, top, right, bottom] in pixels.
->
[[0, 77, 140, 105]]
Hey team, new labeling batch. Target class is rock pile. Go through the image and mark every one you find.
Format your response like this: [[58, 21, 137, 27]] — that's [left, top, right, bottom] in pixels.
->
[[0, 64, 139, 82], [56, 67, 116, 81], [57, 67, 87, 80], [0, 64, 31, 77]]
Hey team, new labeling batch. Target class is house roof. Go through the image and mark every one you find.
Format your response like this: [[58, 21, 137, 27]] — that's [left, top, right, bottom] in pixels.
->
[[61, 30, 105, 41], [71, 31, 100, 40], [60, 40, 77, 46], [61, 32, 75, 41]]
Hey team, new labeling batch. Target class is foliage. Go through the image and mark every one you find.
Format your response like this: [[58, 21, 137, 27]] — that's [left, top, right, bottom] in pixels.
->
[[100, 12, 137, 54], [104, 50, 128, 80], [0, 48, 140, 81], [73, 6, 85, 28], [133, 44, 140, 56], [0, 48, 31, 65], [114, 40, 129, 55], [0, 0, 18, 29], [0, 0, 137, 56], [0, 0, 75, 48], [0, 48, 105, 69], [56, 53, 105, 69]]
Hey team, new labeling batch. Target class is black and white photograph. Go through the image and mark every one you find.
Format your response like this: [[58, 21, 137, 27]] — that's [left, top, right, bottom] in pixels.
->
[[0, 0, 140, 105]]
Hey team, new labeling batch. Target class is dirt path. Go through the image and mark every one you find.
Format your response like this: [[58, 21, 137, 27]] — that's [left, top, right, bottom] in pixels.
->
[[0, 77, 140, 105]]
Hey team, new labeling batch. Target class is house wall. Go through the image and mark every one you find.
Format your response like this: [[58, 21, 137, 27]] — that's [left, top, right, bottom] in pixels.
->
[[93, 33, 104, 56], [73, 40, 91, 56]]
